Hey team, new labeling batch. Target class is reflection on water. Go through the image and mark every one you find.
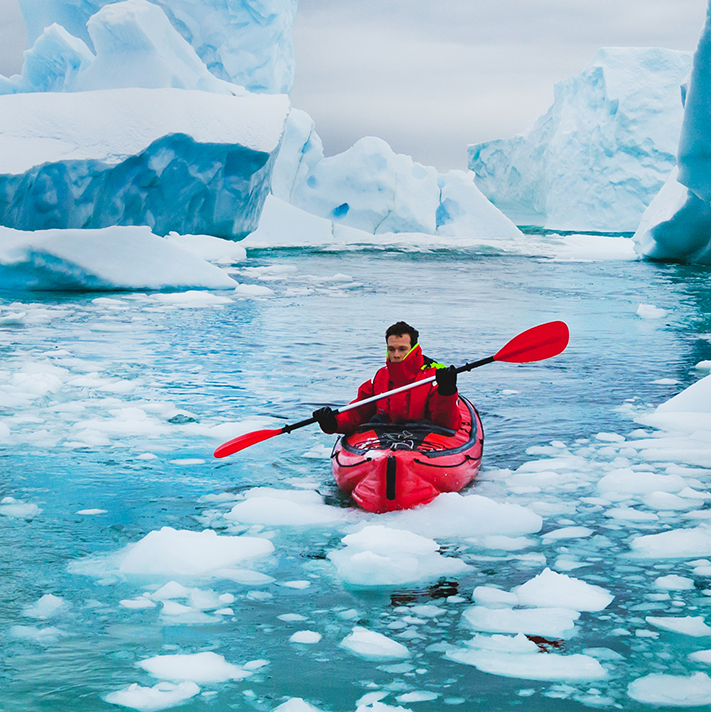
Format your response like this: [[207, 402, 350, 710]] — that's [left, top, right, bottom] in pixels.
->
[[0, 248, 709, 711]]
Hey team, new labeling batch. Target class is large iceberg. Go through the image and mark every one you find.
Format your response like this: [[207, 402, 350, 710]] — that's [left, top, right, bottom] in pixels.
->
[[634, 2, 711, 264], [0, 0, 290, 240], [273, 124, 522, 239], [469, 47, 692, 232], [17, 0, 298, 94], [0, 86, 289, 238]]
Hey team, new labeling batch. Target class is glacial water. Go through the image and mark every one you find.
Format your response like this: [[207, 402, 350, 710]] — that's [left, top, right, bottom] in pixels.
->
[[1, 245, 711, 711]]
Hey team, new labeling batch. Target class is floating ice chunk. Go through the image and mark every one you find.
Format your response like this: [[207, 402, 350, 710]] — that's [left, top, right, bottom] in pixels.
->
[[597, 469, 686, 498], [23, 593, 67, 619], [410, 604, 446, 618], [637, 304, 668, 319], [278, 613, 308, 622], [472, 587, 519, 608], [483, 535, 534, 551], [289, 631, 321, 644], [77, 509, 107, 515], [281, 581, 311, 589], [631, 526, 711, 559], [233, 284, 275, 298], [381, 493, 542, 539], [646, 616, 711, 637], [605, 507, 659, 522], [340, 626, 410, 661], [628, 672, 711, 706], [120, 597, 156, 610], [355, 702, 413, 712], [9, 625, 68, 645], [396, 691, 439, 703], [165, 233, 247, 265], [656, 374, 711, 415], [514, 569, 613, 612], [104, 681, 200, 711], [689, 650, 711, 663], [0, 497, 41, 520], [643, 491, 701, 510], [214, 569, 275, 586], [225, 488, 345, 526], [273, 699, 326, 712], [446, 647, 607, 682], [542, 527, 593, 541], [328, 525, 469, 587], [139, 652, 251, 683], [462, 606, 580, 639], [656, 575, 695, 590]]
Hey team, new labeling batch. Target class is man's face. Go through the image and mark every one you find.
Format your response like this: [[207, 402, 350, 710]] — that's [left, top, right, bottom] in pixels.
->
[[386, 334, 412, 363]]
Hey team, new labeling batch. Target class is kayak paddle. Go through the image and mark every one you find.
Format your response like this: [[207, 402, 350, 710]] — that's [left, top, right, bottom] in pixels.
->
[[213, 320, 569, 458]]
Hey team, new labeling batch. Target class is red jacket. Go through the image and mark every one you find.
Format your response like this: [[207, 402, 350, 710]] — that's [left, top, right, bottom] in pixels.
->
[[328, 344, 462, 435]]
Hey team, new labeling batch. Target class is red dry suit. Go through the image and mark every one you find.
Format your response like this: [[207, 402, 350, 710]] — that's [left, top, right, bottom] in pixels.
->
[[326, 344, 462, 435]]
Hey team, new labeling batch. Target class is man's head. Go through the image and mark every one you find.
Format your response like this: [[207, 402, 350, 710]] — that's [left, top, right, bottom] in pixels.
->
[[385, 321, 419, 363]]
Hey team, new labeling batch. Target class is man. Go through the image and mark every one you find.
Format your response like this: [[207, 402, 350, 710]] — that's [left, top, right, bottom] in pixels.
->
[[313, 321, 461, 435]]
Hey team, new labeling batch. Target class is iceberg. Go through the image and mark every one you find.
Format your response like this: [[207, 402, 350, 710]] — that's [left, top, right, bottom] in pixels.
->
[[469, 47, 692, 231], [284, 134, 521, 238], [634, 5, 711, 264], [17, 0, 298, 94], [0, 86, 289, 238]]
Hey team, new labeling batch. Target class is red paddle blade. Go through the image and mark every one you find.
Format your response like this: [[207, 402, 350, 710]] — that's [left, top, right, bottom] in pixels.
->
[[494, 321, 569, 363], [214, 428, 283, 458]]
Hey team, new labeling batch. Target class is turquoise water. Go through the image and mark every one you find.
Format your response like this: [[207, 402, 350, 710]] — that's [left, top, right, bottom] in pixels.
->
[[1, 248, 711, 711]]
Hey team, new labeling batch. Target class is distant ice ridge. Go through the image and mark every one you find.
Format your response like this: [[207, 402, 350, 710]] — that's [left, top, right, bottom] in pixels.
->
[[469, 47, 692, 232], [16, 0, 298, 94], [272, 110, 523, 239], [634, 3, 711, 264]]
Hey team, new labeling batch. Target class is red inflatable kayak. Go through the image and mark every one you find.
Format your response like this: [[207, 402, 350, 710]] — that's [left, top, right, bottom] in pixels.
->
[[331, 397, 483, 513]]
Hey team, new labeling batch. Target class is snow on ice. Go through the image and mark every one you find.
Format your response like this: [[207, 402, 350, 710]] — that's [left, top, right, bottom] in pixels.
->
[[469, 47, 692, 231]]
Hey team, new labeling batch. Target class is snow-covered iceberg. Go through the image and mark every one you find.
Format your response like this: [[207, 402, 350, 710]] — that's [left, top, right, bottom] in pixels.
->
[[0, 86, 289, 238], [469, 47, 692, 232], [634, 4, 711, 264], [17, 0, 298, 94]]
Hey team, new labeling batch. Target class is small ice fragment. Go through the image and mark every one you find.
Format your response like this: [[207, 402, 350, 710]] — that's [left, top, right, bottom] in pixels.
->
[[340, 626, 410, 661], [281, 581, 311, 589], [636, 304, 668, 319], [278, 614, 308, 622], [23, 594, 67, 619], [646, 616, 711, 637], [289, 631, 321, 644], [120, 598, 157, 609], [542, 527, 593, 541], [272, 698, 324, 712], [396, 691, 439, 702], [105, 681, 200, 710], [655, 575, 695, 590], [77, 509, 108, 515], [694, 361, 711, 372], [139, 651, 251, 682]]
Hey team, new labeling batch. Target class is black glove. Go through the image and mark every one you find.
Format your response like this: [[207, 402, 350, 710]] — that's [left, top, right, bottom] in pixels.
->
[[313, 406, 338, 433], [436, 365, 458, 397]]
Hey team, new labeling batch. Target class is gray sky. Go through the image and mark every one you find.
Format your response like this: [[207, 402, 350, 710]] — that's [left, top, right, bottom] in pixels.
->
[[1, 0, 708, 171]]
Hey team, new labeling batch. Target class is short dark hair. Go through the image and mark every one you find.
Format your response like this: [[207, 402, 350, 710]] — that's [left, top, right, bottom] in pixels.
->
[[385, 321, 418, 347]]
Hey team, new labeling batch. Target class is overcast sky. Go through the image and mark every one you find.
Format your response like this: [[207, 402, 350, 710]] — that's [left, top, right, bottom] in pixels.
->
[[1, 0, 708, 171]]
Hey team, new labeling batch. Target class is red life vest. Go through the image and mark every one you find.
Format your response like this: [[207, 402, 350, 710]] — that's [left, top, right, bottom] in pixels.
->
[[332, 344, 461, 434]]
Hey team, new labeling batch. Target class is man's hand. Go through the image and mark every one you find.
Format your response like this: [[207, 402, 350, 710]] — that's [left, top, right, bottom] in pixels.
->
[[435, 366, 458, 397], [313, 406, 338, 433]]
